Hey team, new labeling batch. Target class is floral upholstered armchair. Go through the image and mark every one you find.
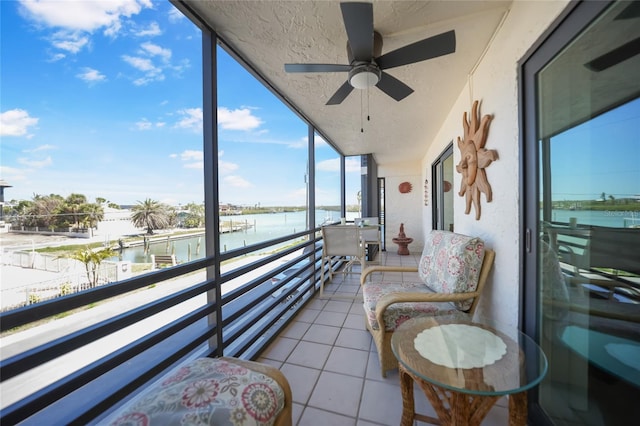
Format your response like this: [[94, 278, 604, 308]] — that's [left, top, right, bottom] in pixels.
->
[[106, 357, 292, 426], [361, 230, 496, 377]]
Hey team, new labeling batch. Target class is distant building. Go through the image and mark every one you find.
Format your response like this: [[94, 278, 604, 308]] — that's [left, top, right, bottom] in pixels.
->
[[0, 179, 12, 227]]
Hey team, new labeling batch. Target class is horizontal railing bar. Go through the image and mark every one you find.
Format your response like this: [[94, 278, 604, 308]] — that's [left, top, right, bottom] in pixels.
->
[[0, 257, 212, 331], [230, 280, 315, 359], [1, 280, 214, 381], [1, 231, 325, 424], [217, 229, 314, 263], [73, 326, 216, 425], [220, 239, 316, 284], [222, 265, 317, 352], [222, 253, 308, 306], [1, 303, 215, 425]]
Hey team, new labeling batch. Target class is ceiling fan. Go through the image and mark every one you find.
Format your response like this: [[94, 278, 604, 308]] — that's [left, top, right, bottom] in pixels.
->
[[284, 2, 456, 105]]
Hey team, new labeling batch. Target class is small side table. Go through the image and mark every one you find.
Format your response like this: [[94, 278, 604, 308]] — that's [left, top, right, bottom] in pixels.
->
[[391, 315, 547, 426]]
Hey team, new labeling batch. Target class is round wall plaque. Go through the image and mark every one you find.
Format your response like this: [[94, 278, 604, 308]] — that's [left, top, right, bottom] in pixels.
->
[[399, 181, 412, 193]]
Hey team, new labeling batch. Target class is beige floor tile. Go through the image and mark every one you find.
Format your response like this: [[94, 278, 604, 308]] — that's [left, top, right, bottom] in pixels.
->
[[302, 323, 340, 345], [358, 379, 404, 425], [287, 340, 331, 369], [298, 406, 356, 426], [280, 363, 321, 405], [261, 336, 298, 362], [308, 371, 364, 417], [314, 310, 348, 327], [324, 346, 369, 377], [335, 328, 372, 351], [280, 320, 311, 339]]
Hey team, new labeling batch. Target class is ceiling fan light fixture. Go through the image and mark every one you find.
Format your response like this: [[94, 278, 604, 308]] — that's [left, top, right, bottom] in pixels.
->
[[348, 64, 381, 89]]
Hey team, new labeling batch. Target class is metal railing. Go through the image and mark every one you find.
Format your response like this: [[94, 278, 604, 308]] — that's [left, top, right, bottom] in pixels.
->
[[0, 229, 337, 424]]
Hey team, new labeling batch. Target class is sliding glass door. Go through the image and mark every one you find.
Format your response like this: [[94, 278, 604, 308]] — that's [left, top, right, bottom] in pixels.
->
[[432, 144, 454, 231], [523, 1, 640, 424]]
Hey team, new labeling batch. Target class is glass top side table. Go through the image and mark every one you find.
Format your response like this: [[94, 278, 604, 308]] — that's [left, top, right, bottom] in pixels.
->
[[391, 314, 547, 426]]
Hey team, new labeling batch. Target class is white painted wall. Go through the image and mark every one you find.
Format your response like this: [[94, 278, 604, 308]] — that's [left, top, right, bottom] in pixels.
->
[[378, 161, 424, 253], [419, 0, 570, 327]]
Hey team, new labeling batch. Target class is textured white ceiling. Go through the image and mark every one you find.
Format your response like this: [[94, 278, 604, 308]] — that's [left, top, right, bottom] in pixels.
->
[[182, 0, 511, 165]]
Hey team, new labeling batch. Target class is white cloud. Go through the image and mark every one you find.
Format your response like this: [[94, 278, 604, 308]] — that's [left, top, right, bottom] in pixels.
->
[[287, 137, 308, 149], [122, 54, 157, 72], [50, 30, 89, 53], [223, 175, 252, 188], [345, 157, 360, 173], [169, 150, 203, 170], [0, 165, 28, 181], [180, 150, 202, 162], [135, 118, 166, 130], [76, 67, 106, 84], [49, 52, 66, 62], [174, 108, 202, 132], [219, 160, 239, 175], [19, 0, 153, 57], [135, 119, 152, 130], [315, 135, 327, 146], [122, 53, 165, 85], [18, 156, 52, 168], [24, 144, 56, 152], [19, 0, 150, 33], [0, 109, 39, 137], [140, 42, 171, 62], [316, 157, 340, 172], [168, 7, 184, 23], [218, 107, 263, 131], [133, 21, 161, 37]]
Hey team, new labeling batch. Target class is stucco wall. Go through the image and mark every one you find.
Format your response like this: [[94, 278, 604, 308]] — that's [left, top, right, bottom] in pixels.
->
[[378, 161, 424, 253], [420, 0, 570, 327]]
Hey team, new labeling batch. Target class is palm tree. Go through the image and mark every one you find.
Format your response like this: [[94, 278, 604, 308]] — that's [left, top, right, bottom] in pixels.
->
[[82, 202, 105, 229], [64, 193, 88, 229], [131, 198, 171, 234], [66, 246, 115, 288]]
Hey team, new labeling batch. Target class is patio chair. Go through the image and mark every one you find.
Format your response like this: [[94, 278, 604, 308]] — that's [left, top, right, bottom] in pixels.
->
[[360, 230, 495, 376], [355, 217, 382, 264], [320, 225, 366, 297]]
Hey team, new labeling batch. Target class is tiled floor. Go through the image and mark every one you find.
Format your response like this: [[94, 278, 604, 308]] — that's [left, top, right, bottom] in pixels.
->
[[258, 251, 510, 425]]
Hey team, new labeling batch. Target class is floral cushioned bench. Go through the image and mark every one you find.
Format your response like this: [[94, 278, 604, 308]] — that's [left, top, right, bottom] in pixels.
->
[[361, 230, 496, 377], [107, 357, 292, 426]]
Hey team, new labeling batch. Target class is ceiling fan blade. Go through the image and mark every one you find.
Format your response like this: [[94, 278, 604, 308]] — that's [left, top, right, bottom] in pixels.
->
[[377, 30, 456, 70], [326, 81, 354, 105], [584, 36, 640, 72], [376, 72, 414, 102], [284, 63, 352, 73], [340, 2, 374, 62]]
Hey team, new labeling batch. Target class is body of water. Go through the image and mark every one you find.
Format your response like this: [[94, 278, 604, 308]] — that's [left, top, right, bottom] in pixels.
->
[[111, 210, 358, 264], [548, 209, 640, 228]]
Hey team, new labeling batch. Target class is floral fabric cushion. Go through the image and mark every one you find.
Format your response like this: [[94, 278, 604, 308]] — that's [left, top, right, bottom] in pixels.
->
[[362, 281, 458, 331], [418, 230, 485, 311], [109, 357, 285, 426]]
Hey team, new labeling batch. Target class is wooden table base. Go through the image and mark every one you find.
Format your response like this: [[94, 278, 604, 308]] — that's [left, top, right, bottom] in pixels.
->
[[399, 364, 527, 426]]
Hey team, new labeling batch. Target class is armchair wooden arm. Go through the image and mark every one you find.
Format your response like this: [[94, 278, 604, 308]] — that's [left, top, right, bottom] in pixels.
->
[[361, 248, 494, 377], [374, 291, 481, 331]]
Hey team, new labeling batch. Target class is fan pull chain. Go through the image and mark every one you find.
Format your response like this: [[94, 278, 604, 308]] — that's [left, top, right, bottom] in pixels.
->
[[367, 88, 370, 122], [360, 90, 364, 133]]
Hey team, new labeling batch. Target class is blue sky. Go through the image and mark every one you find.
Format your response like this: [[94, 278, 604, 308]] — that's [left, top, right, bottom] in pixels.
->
[[549, 97, 640, 201], [1, 0, 361, 207]]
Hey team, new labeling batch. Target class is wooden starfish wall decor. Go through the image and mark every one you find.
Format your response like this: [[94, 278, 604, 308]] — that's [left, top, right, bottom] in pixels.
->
[[455, 100, 498, 220]]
